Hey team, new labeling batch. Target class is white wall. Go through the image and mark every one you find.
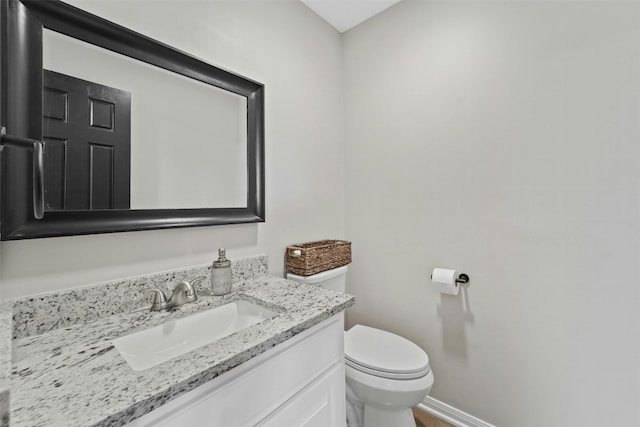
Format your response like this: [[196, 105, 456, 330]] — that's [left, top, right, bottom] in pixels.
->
[[0, 0, 345, 299], [343, 1, 639, 426]]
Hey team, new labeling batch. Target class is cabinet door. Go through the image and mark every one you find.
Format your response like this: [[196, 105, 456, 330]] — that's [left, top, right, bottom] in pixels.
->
[[257, 362, 346, 427]]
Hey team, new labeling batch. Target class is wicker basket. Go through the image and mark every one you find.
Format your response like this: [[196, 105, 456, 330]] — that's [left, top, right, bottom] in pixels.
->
[[286, 240, 352, 276]]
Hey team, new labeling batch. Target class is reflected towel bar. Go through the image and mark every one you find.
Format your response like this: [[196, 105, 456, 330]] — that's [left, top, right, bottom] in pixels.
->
[[0, 127, 45, 219]]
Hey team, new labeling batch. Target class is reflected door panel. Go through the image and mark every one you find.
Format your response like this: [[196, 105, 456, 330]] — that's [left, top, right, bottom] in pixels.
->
[[42, 70, 131, 211]]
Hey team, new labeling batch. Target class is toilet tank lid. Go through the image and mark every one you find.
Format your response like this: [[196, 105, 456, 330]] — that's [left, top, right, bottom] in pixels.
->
[[286, 265, 348, 284]]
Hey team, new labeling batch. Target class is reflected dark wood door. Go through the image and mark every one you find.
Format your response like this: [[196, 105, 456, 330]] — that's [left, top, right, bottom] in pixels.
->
[[42, 70, 131, 211]]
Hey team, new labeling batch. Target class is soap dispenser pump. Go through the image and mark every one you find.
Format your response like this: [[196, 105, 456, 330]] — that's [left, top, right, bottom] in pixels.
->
[[211, 248, 232, 296]]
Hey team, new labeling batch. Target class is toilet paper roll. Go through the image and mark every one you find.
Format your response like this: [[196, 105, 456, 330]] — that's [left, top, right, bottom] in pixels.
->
[[432, 268, 459, 295]]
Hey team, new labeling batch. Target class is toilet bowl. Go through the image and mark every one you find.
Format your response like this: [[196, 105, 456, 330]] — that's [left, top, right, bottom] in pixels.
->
[[344, 325, 434, 427], [286, 266, 434, 427]]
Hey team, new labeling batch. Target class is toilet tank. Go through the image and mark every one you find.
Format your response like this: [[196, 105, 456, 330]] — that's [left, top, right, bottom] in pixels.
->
[[286, 265, 348, 293]]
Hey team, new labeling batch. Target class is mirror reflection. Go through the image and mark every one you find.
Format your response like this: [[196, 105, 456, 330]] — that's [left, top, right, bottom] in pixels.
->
[[42, 29, 248, 211]]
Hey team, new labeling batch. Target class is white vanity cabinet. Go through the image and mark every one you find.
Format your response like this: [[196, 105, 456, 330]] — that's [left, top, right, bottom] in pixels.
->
[[125, 313, 346, 427]]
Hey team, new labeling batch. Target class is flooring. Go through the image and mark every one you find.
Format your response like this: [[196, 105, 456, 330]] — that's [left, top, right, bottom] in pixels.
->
[[413, 407, 455, 427]]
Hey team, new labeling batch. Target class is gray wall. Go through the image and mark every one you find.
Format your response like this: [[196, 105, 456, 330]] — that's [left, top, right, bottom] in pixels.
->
[[343, 1, 639, 426], [0, 0, 346, 299]]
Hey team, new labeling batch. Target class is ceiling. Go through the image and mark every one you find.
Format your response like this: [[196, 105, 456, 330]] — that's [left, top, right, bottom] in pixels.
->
[[300, 0, 403, 33]]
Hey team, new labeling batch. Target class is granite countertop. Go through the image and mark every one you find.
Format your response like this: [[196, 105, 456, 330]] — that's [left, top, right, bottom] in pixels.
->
[[0, 305, 11, 427], [8, 275, 354, 427]]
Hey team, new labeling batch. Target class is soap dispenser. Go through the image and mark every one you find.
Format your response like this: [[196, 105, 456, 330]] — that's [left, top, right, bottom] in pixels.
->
[[211, 248, 232, 296]]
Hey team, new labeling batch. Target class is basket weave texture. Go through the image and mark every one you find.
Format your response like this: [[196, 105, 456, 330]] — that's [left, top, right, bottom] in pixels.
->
[[286, 240, 352, 276]]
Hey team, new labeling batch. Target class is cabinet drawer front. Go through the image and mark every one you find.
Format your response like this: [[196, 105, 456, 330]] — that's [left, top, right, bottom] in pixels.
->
[[127, 313, 344, 427]]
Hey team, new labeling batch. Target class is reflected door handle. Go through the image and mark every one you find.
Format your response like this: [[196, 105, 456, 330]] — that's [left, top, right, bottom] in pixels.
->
[[0, 127, 45, 219]]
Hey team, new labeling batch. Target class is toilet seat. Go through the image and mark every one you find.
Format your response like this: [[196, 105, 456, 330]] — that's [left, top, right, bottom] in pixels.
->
[[345, 325, 430, 380]]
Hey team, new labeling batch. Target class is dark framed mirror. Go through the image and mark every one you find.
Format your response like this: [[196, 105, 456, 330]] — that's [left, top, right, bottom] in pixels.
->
[[0, 0, 265, 240]]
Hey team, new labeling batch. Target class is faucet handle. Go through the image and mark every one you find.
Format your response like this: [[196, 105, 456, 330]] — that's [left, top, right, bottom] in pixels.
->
[[172, 279, 199, 303], [144, 288, 168, 311]]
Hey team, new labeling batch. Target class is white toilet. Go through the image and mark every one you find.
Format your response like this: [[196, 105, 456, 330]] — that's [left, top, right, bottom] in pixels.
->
[[287, 265, 434, 427]]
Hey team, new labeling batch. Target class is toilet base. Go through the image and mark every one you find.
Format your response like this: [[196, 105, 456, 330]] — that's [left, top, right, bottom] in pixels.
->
[[363, 404, 416, 427], [345, 367, 434, 427]]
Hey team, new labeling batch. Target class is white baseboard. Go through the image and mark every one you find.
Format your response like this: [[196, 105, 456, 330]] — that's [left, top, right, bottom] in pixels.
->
[[417, 396, 496, 427]]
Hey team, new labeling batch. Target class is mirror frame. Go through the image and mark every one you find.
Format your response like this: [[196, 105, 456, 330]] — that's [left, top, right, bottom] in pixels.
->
[[0, 0, 265, 240]]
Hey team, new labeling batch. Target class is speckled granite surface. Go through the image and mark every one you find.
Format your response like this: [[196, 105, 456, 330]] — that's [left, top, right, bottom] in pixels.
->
[[9, 255, 267, 339], [9, 274, 354, 426], [0, 304, 11, 427]]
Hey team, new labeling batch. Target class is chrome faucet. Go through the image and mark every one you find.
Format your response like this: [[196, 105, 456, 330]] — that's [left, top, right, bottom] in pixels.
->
[[145, 276, 205, 311]]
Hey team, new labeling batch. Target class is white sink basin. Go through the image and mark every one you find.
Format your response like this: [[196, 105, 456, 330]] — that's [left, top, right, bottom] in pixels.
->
[[113, 300, 278, 371]]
